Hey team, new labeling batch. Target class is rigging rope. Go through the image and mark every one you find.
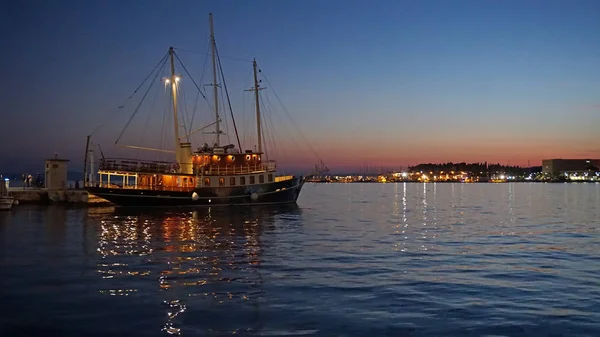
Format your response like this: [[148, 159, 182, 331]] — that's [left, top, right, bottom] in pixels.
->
[[188, 40, 210, 139], [174, 48, 252, 64], [179, 85, 192, 142], [264, 101, 280, 161], [261, 92, 290, 162], [259, 96, 271, 160], [189, 91, 200, 144], [215, 43, 242, 150], [91, 52, 169, 136], [218, 74, 231, 145], [160, 83, 170, 161], [260, 71, 326, 164], [262, 91, 281, 156], [115, 56, 167, 144], [261, 86, 306, 162], [173, 52, 210, 104], [241, 91, 248, 147], [138, 76, 162, 159]]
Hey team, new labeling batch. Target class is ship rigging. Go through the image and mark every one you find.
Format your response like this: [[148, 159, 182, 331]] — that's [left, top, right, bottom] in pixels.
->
[[84, 13, 319, 207]]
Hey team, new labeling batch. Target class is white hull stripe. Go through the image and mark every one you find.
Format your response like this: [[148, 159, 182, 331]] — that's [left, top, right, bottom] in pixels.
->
[[102, 200, 297, 208]]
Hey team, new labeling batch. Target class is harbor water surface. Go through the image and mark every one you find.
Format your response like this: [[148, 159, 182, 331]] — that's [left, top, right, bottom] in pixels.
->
[[1, 183, 599, 336]]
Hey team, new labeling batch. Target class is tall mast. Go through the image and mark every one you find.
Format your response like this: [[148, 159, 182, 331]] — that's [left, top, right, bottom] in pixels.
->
[[252, 59, 262, 153], [209, 13, 220, 146], [169, 47, 180, 151]]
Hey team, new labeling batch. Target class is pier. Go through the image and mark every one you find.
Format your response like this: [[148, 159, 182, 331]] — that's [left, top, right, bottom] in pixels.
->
[[7, 187, 110, 206], [4, 156, 111, 206]]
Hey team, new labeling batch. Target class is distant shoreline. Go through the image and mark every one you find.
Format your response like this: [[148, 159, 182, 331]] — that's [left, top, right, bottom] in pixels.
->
[[307, 180, 599, 184]]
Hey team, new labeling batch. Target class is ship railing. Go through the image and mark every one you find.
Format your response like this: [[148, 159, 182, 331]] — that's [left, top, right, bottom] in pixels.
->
[[90, 182, 194, 192], [199, 161, 277, 175], [265, 161, 277, 171], [99, 158, 179, 174], [98, 158, 278, 175]]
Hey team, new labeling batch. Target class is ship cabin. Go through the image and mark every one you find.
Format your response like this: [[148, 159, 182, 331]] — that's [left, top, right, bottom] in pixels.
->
[[95, 144, 292, 192]]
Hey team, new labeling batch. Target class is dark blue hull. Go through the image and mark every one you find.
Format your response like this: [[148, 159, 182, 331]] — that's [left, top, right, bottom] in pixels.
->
[[86, 176, 304, 207]]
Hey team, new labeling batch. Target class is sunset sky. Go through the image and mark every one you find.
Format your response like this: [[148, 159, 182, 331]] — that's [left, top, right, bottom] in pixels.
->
[[1, 0, 599, 173]]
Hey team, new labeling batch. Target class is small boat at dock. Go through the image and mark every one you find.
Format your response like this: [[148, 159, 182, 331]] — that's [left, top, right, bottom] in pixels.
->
[[0, 180, 14, 210]]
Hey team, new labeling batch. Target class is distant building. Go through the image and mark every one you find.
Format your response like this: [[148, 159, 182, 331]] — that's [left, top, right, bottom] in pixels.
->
[[542, 159, 600, 175], [45, 156, 70, 189]]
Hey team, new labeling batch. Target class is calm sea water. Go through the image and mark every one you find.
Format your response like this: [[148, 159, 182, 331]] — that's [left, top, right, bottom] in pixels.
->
[[1, 183, 600, 336]]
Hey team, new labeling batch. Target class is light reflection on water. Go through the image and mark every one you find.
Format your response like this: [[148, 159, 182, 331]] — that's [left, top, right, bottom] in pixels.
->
[[1, 183, 600, 336], [86, 205, 297, 336]]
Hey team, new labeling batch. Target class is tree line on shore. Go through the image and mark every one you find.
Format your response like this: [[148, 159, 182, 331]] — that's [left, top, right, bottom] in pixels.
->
[[408, 162, 540, 175]]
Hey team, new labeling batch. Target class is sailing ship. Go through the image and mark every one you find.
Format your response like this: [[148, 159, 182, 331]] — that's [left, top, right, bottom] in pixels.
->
[[84, 13, 305, 207]]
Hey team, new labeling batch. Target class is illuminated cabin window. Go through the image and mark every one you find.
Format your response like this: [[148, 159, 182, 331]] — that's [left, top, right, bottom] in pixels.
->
[[230, 177, 235, 186], [204, 178, 211, 187], [259, 175, 265, 183], [240, 177, 246, 185], [219, 177, 225, 186], [250, 176, 255, 184], [268, 174, 273, 182]]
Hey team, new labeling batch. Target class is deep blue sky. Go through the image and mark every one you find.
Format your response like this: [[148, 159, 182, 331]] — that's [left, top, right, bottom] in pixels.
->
[[1, 0, 599, 173]]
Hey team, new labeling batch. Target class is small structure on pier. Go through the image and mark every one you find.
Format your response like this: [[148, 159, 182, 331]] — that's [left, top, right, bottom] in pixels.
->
[[45, 154, 69, 190]]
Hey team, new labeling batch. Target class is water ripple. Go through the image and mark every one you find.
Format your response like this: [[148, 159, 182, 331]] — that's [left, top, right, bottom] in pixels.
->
[[1, 184, 600, 336]]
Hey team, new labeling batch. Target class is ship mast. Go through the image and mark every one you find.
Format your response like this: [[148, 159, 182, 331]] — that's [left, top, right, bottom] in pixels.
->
[[168, 47, 181, 157], [252, 59, 262, 153], [209, 13, 220, 146]]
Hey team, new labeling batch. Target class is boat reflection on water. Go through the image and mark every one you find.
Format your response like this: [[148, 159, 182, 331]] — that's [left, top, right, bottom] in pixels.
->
[[87, 204, 302, 335]]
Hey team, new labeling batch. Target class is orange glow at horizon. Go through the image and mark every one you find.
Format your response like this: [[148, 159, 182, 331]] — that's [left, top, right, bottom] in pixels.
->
[[270, 137, 600, 171]]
